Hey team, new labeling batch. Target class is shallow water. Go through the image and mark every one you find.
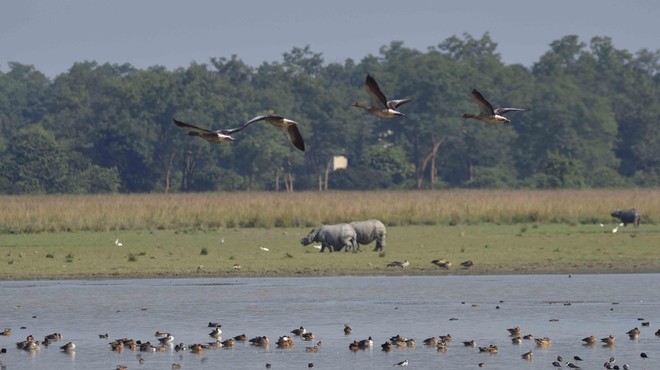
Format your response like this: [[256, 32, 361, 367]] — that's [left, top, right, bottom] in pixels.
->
[[0, 274, 659, 370]]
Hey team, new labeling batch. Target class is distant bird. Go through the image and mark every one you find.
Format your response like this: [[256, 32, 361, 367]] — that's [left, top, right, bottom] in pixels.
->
[[463, 89, 526, 124], [387, 260, 409, 269], [431, 259, 451, 268], [612, 225, 619, 233], [565, 362, 581, 369], [158, 334, 174, 344], [353, 74, 413, 118], [460, 260, 474, 268], [640, 352, 648, 359], [60, 341, 75, 352], [573, 356, 583, 361], [551, 361, 562, 368], [521, 350, 533, 360], [232, 264, 241, 270], [581, 335, 596, 345], [535, 337, 551, 347], [173, 115, 305, 151], [343, 324, 352, 335], [394, 359, 409, 367], [260, 247, 270, 252], [291, 326, 307, 336], [627, 327, 640, 339], [507, 327, 522, 336], [209, 327, 222, 338], [115, 238, 123, 247], [600, 335, 616, 345]]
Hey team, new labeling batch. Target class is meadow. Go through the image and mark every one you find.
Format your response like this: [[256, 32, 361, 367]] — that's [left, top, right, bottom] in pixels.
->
[[0, 189, 658, 279]]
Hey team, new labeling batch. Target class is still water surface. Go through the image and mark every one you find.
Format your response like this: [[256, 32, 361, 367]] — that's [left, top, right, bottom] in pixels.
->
[[0, 274, 658, 369]]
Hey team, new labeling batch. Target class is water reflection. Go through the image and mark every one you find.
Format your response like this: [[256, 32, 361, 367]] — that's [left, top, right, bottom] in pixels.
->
[[0, 274, 658, 369]]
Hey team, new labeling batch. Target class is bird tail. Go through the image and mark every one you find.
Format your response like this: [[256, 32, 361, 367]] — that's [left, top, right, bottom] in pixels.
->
[[463, 113, 476, 119]]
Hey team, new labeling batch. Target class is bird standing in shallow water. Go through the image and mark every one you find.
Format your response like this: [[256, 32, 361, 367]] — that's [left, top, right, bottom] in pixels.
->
[[353, 75, 413, 118], [463, 89, 526, 124]]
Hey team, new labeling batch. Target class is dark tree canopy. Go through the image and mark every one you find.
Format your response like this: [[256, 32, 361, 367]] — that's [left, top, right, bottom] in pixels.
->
[[0, 34, 658, 193]]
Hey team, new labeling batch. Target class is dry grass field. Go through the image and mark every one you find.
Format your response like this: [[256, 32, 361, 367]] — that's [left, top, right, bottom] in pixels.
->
[[0, 189, 657, 233]]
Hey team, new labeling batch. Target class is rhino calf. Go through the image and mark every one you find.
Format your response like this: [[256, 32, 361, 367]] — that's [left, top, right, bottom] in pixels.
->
[[611, 208, 640, 227]]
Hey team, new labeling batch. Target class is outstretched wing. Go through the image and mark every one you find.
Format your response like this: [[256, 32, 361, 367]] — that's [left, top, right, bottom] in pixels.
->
[[364, 74, 388, 109], [387, 98, 414, 110], [237, 115, 305, 151], [470, 89, 495, 115], [173, 119, 216, 134], [494, 107, 527, 116], [283, 124, 305, 151]]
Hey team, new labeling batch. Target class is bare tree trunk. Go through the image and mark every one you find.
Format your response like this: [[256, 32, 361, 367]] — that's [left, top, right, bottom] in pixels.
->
[[284, 160, 293, 193], [181, 150, 197, 192], [275, 167, 281, 192], [323, 158, 332, 191], [164, 152, 176, 193], [416, 137, 443, 189]]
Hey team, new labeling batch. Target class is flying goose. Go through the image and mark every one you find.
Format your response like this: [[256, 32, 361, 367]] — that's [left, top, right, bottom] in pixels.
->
[[173, 114, 305, 151], [353, 74, 413, 118], [463, 89, 527, 124]]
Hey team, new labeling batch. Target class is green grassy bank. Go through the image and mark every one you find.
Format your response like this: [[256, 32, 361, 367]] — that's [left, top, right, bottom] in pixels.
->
[[1, 223, 657, 280]]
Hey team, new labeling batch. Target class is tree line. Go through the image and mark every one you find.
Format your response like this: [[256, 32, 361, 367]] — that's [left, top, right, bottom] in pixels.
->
[[0, 33, 658, 194]]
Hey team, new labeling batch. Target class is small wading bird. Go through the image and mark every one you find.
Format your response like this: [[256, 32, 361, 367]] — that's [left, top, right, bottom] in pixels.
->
[[173, 115, 305, 151], [463, 89, 527, 124], [353, 74, 413, 118]]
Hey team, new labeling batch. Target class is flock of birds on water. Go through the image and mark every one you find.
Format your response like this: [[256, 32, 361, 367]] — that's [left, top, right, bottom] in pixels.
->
[[1, 318, 657, 369], [173, 74, 528, 152]]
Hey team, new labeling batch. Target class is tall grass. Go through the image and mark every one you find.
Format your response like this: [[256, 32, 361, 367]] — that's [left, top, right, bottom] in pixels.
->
[[0, 189, 657, 234]]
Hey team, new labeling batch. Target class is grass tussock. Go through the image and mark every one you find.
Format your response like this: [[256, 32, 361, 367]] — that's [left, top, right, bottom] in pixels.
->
[[0, 189, 657, 234]]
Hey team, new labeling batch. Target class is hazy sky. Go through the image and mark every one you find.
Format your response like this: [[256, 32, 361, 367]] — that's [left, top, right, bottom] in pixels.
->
[[1, 0, 659, 78]]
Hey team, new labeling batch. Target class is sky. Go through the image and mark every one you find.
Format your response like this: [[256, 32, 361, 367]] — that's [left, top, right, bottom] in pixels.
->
[[1, 0, 659, 79]]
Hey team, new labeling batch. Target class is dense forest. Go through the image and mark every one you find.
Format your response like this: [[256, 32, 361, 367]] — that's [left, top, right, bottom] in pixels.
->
[[0, 33, 658, 194]]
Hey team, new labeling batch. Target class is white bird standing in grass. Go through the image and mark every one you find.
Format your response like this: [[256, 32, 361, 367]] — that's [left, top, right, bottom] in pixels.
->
[[115, 238, 123, 247], [260, 247, 269, 252]]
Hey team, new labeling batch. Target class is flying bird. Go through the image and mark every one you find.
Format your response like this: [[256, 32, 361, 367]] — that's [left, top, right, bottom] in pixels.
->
[[353, 74, 413, 118], [463, 89, 527, 124], [173, 115, 305, 151]]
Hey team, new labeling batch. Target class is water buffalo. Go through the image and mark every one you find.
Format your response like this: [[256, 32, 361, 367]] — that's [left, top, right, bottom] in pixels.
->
[[611, 208, 640, 227], [300, 224, 358, 253], [350, 219, 387, 252]]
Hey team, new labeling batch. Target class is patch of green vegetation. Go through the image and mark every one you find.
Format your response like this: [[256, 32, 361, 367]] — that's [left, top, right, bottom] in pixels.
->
[[0, 224, 658, 279]]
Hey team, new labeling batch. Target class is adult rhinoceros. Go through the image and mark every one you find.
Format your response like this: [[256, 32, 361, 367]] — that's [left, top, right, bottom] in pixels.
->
[[300, 223, 358, 253], [350, 219, 387, 252], [611, 208, 641, 227]]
